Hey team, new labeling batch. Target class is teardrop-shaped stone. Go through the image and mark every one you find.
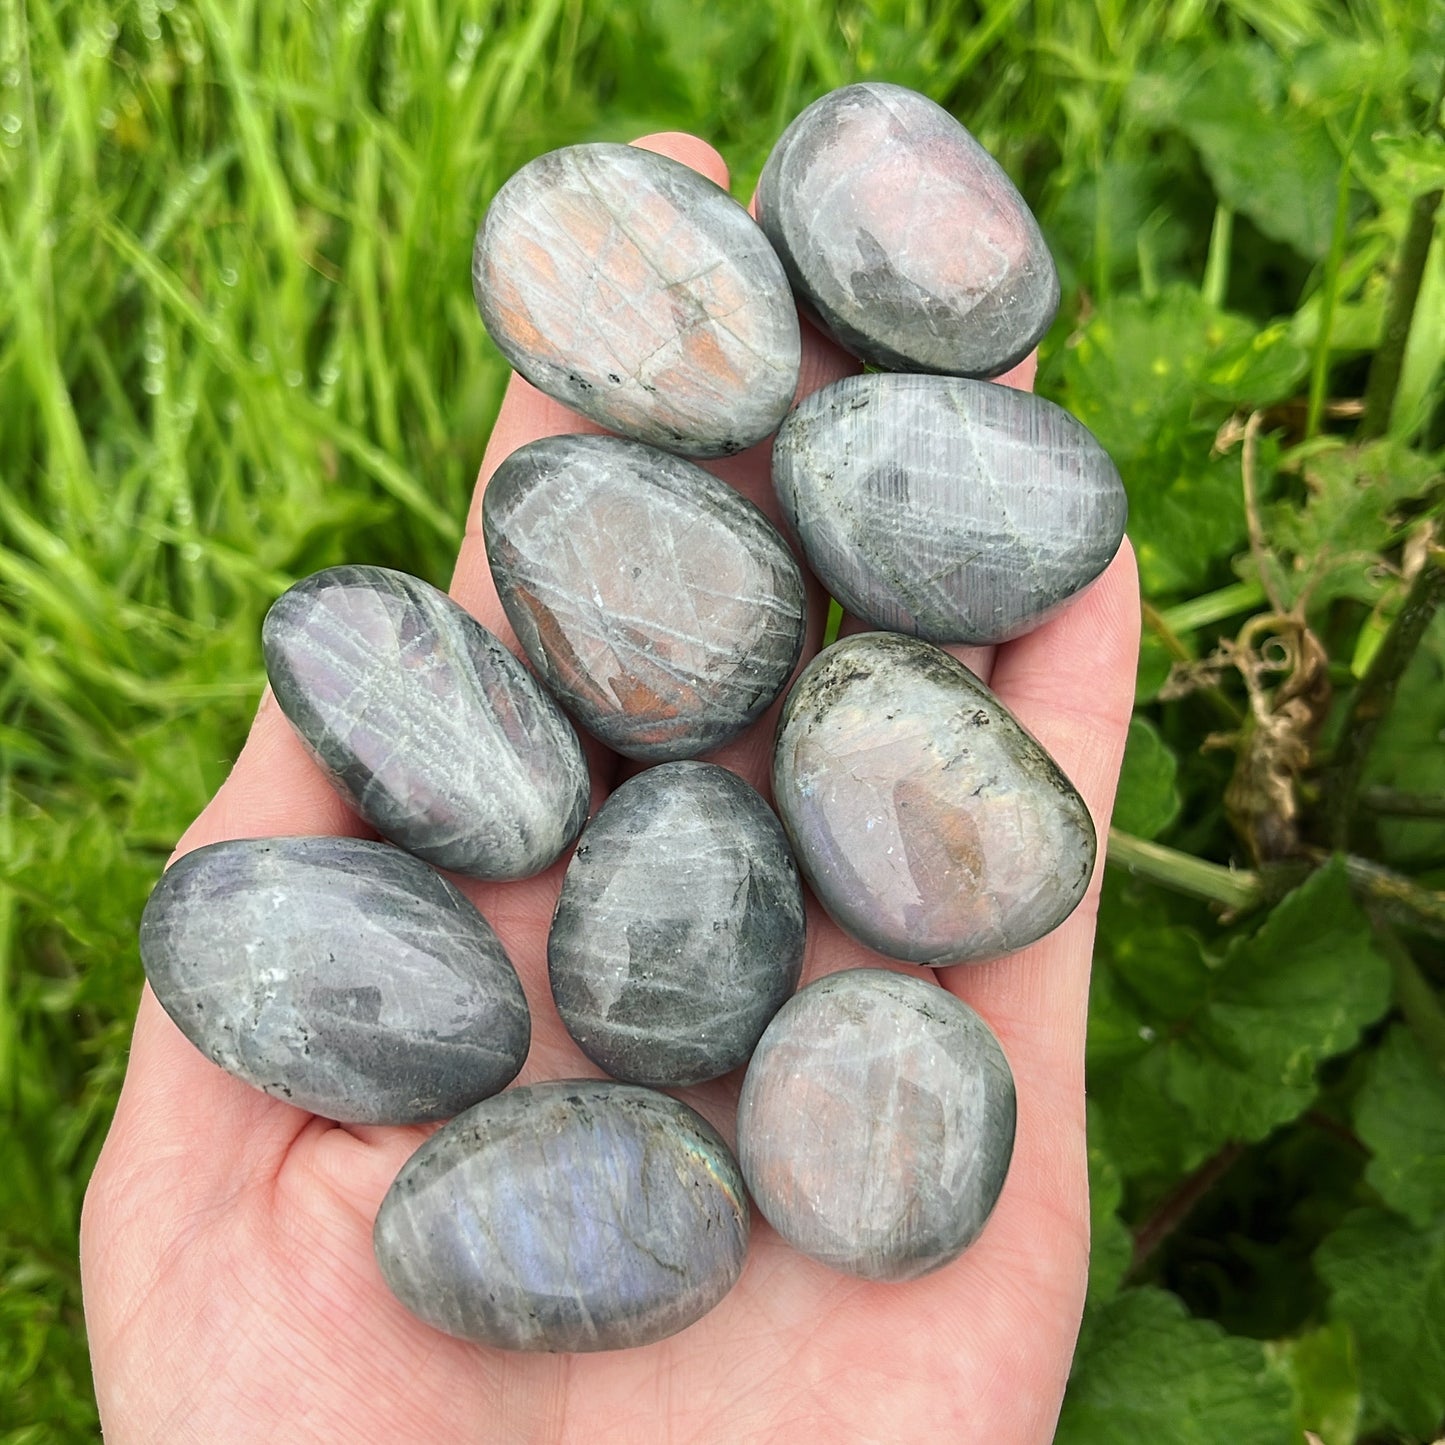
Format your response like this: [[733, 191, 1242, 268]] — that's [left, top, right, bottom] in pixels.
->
[[773, 373, 1126, 644], [772, 633, 1096, 964], [758, 83, 1058, 377], [486, 435, 806, 761], [139, 836, 530, 1124], [374, 1080, 749, 1352], [263, 566, 589, 881], [474, 144, 801, 457], [549, 762, 805, 1086], [737, 968, 1015, 1281]]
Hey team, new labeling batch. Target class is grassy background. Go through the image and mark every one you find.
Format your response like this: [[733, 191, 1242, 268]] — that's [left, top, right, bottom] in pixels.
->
[[3, 1, 1443, 1439]]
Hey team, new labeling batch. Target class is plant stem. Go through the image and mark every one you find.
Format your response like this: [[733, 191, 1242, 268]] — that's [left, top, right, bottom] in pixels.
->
[[1130, 1142, 1247, 1273], [1202, 204, 1233, 309], [1360, 63, 1445, 440], [1361, 786, 1445, 818], [1373, 920, 1445, 1062], [1158, 580, 1267, 635], [1106, 829, 1263, 910]]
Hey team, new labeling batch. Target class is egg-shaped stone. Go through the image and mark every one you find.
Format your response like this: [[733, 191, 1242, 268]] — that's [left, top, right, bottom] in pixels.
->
[[374, 1080, 749, 1352], [549, 762, 805, 1086], [474, 144, 801, 457], [263, 566, 589, 881], [138, 836, 530, 1124], [773, 633, 1096, 964], [486, 435, 807, 761], [758, 82, 1058, 377], [773, 373, 1126, 644], [737, 968, 1015, 1281]]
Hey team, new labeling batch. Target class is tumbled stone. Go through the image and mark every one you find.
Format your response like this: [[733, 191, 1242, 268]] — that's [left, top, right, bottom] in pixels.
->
[[138, 836, 530, 1124], [549, 762, 805, 1086], [773, 373, 1126, 644], [758, 82, 1058, 377], [374, 1080, 749, 1352], [263, 566, 589, 881], [772, 633, 1096, 964], [736, 968, 1015, 1281], [485, 435, 807, 761], [474, 144, 801, 457]]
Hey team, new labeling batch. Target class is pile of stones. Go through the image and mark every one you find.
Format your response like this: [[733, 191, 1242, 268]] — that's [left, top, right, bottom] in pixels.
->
[[139, 82, 1126, 1353]]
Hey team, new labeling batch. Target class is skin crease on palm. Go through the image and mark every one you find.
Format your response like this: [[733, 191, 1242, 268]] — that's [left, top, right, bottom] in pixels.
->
[[80, 133, 1140, 1445]]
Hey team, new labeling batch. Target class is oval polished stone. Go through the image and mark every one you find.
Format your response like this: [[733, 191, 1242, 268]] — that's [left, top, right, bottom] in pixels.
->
[[773, 633, 1096, 964], [486, 435, 807, 761], [549, 762, 805, 1086], [758, 83, 1058, 377], [374, 1080, 749, 1352], [737, 968, 1015, 1281], [773, 373, 1127, 644], [474, 144, 801, 457], [263, 566, 589, 881], [138, 836, 530, 1124]]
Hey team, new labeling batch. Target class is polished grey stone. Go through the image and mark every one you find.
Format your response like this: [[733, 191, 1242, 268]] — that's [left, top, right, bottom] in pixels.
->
[[773, 373, 1126, 644], [549, 762, 805, 1086], [138, 836, 530, 1124], [485, 435, 807, 761], [773, 633, 1096, 965], [758, 82, 1058, 377], [263, 566, 589, 881], [736, 968, 1015, 1281], [474, 144, 801, 457], [374, 1080, 749, 1352]]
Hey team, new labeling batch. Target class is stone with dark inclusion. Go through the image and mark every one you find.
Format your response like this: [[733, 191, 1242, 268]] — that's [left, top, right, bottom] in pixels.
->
[[772, 373, 1127, 644], [486, 435, 807, 762], [138, 836, 530, 1124], [772, 633, 1096, 965], [736, 968, 1015, 1281], [373, 1080, 750, 1352], [757, 82, 1059, 378], [263, 566, 589, 881], [549, 762, 805, 1087], [474, 144, 801, 458]]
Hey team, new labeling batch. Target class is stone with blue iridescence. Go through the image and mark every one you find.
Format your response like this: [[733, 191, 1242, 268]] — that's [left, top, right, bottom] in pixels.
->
[[757, 82, 1058, 378], [772, 632, 1096, 965], [736, 968, 1015, 1281], [485, 435, 807, 762], [263, 566, 589, 881], [373, 1080, 749, 1352], [138, 836, 530, 1124], [549, 762, 805, 1086], [474, 144, 801, 458], [772, 373, 1127, 644]]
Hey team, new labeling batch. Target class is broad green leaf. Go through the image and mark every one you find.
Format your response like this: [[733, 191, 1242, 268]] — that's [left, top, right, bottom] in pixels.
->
[[1087, 1106, 1132, 1305], [1057, 1287, 1294, 1445], [1317, 1208, 1445, 1439], [1354, 1024, 1445, 1228], [1265, 1323, 1361, 1445], [1113, 717, 1181, 839], [1374, 131, 1445, 202]]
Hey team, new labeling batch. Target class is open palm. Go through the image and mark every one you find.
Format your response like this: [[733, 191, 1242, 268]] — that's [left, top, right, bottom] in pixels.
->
[[81, 133, 1139, 1444]]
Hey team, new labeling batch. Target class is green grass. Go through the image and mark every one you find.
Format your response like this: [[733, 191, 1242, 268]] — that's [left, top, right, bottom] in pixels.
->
[[4, 1, 1444, 1438]]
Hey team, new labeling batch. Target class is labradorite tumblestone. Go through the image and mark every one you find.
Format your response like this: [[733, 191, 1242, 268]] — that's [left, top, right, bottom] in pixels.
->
[[373, 1080, 750, 1352], [485, 435, 807, 762], [138, 836, 530, 1124], [548, 762, 805, 1086], [474, 144, 801, 457], [772, 373, 1126, 645], [263, 565, 589, 881], [757, 82, 1058, 378], [736, 968, 1016, 1281], [772, 633, 1096, 965]]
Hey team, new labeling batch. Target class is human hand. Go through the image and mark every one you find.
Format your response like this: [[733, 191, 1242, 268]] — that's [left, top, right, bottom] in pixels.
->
[[81, 132, 1140, 1444]]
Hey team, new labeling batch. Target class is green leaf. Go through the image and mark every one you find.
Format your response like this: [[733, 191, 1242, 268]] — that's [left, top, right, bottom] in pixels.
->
[[1057, 1287, 1295, 1445], [1354, 1024, 1445, 1228], [1374, 131, 1445, 202], [1113, 717, 1181, 840], [1265, 1323, 1361, 1445], [1317, 1208, 1445, 1439], [1087, 1106, 1132, 1305]]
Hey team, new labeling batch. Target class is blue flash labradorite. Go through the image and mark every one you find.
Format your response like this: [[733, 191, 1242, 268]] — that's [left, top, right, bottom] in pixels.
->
[[736, 968, 1016, 1281], [263, 566, 589, 881], [548, 762, 805, 1086], [138, 836, 530, 1124], [373, 1080, 750, 1352]]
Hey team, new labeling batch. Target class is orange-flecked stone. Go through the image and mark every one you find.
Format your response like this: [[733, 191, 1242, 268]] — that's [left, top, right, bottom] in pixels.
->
[[474, 145, 801, 458]]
